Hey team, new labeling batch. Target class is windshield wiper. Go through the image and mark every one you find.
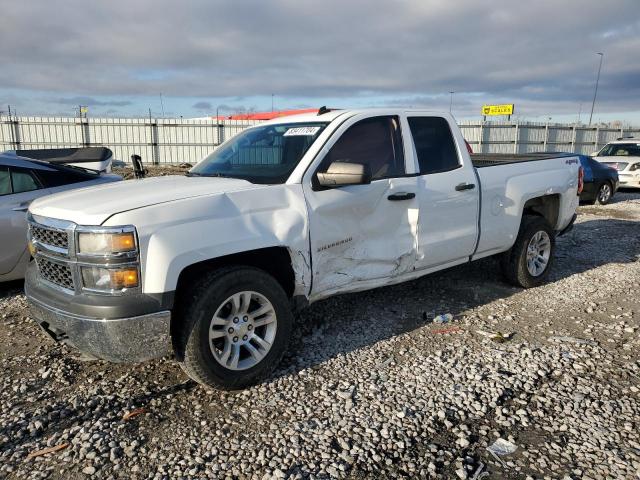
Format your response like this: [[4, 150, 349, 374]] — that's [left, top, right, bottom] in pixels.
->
[[186, 172, 236, 179]]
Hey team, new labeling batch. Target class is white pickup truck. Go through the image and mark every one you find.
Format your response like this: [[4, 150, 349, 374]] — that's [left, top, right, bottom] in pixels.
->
[[25, 108, 582, 389]]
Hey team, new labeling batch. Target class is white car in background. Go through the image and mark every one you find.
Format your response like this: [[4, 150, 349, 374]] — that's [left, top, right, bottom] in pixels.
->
[[592, 138, 640, 189]]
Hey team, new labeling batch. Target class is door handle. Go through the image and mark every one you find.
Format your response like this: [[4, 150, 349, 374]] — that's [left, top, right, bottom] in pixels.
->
[[387, 192, 416, 201], [455, 183, 475, 191]]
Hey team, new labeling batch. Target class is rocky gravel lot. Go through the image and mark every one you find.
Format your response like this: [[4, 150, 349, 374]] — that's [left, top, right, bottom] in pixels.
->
[[1, 182, 639, 479]]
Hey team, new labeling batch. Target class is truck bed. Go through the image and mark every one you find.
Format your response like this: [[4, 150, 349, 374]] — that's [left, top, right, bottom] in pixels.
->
[[471, 153, 571, 168]]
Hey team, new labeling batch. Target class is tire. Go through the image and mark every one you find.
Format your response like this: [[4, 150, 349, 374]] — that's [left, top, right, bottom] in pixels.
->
[[500, 215, 555, 288], [177, 267, 293, 390], [594, 181, 613, 205]]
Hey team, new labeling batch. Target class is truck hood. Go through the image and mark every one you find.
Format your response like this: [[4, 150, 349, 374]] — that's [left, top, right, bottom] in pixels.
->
[[30, 175, 255, 225]]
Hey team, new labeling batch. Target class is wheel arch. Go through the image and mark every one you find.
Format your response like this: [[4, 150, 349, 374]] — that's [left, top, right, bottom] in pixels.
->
[[170, 246, 299, 361], [522, 194, 560, 229], [175, 246, 297, 298]]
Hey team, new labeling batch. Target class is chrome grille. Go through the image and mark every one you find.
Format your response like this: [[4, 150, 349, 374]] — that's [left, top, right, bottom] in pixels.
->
[[36, 257, 74, 291], [31, 225, 69, 250]]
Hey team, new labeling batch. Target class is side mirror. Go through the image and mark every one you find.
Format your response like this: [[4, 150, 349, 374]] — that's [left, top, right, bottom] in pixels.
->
[[316, 161, 371, 188]]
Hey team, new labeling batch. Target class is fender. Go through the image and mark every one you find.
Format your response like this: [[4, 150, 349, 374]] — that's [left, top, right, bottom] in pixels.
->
[[104, 184, 311, 296]]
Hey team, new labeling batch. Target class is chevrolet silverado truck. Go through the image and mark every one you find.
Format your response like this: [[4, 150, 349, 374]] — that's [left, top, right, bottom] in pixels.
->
[[25, 108, 582, 389]]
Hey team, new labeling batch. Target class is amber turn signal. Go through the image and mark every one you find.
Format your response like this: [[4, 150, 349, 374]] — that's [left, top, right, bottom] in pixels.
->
[[110, 268, 139, 289]]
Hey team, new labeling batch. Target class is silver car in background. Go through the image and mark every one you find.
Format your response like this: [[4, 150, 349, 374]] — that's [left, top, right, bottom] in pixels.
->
[[0, 148, 122, 282]]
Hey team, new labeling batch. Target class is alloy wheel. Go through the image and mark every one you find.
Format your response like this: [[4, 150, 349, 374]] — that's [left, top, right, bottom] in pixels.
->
[[208, 291, 277, 370], [526, 230, 551, 277]]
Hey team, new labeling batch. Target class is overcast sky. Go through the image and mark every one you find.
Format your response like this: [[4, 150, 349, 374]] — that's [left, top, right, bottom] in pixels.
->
[[1, 0, 638, 123]]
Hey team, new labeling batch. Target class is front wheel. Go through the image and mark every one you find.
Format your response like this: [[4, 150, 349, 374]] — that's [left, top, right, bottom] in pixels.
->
[[177, 267, 293, 390], [500, 215, 555, 288]]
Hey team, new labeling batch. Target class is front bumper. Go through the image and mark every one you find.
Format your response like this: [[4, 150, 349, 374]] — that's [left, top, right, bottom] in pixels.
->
[[619, 175, 640, 188], [28, 295, 171, 363], [25, 262, 172, 363]]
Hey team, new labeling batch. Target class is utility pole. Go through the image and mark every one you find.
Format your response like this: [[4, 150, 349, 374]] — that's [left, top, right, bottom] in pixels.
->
[[449, 91, 454, 113], [271, 94, 274, 113], [159, 93, 165, 118], [578, 102, 582, 124], [588, 52, 604, 126]]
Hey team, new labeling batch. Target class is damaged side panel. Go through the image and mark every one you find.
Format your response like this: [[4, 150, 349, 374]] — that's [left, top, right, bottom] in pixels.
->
[[104, 184, 311, 296], [303, 177, 419, 300]]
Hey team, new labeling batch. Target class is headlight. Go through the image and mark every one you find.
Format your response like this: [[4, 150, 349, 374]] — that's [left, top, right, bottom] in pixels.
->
[[81, 266, 139, 291], [78, 230, 136, 255], [76, 226, 140, 293]]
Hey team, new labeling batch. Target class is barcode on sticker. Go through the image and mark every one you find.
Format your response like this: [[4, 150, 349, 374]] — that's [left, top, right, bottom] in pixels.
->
[[284, 126, 321, 136]]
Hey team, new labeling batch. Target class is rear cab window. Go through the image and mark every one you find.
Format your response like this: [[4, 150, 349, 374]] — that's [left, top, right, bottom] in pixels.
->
[[407, 117, 460, 175]]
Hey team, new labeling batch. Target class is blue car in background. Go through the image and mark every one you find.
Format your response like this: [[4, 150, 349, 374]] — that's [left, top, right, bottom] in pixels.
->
[[579, 155, 619, 205]]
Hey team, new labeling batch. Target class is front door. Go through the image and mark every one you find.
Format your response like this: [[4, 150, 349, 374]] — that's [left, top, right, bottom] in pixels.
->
[[303, 114, 419, 298]]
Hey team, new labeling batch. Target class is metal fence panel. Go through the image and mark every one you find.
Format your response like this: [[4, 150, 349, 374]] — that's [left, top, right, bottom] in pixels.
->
[[1, 115, 638, 163]]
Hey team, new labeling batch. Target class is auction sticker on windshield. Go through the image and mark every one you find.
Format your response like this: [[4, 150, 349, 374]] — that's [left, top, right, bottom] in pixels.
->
[[284, 126, 321, 136]]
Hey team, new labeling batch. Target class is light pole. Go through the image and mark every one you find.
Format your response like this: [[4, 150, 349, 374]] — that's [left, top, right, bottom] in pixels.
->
[[449, 91, 454, 113], [588, 52, 604, 126]]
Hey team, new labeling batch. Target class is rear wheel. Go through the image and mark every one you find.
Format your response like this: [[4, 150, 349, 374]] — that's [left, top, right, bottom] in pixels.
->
[[594, 181, 613, 205], [500, 215, 555, 288], [177, 267, 293, 390]]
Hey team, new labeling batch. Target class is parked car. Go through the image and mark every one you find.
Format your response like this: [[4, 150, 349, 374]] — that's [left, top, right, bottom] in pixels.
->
[[6, 147, 115, 173], [25, 108, 581, 390], [578, 155, 619, 204], [0, 149, 121, 282], [592, 138, 640, 189]]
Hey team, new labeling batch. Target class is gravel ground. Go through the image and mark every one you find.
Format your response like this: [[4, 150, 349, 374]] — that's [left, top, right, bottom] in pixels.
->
[[0, 179, 639, 479]]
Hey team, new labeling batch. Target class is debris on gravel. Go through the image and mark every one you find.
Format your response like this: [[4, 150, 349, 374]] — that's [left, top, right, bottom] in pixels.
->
[[112, 164, 191, 179], [1, 190, 639, 479]]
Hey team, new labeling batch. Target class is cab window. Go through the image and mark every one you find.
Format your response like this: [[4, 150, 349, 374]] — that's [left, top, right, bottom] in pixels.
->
[[0, 167, 10, 195], [11, 169, 40, 193], [408, 117, 460, 174], [320, 116, 405, 181], [33, 167, 93, 187]]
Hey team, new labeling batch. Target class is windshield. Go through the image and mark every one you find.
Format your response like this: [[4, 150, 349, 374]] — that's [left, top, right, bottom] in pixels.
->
[[189, 122, 328, 184], [598, 143, 640, 157]]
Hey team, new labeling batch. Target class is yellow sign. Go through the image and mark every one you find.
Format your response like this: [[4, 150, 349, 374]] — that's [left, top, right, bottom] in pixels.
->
[[482, 104, 514, 116], [80, 106, 88, 114]]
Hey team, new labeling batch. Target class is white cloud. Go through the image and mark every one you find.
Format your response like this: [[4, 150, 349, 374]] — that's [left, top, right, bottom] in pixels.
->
[[0, 0, 638, 116]]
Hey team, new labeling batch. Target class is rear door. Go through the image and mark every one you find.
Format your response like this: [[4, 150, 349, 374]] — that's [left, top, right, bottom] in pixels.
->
[[303, 114, 419, 297], [408, 115, 480, 269], [0, 167, 49, 274]]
